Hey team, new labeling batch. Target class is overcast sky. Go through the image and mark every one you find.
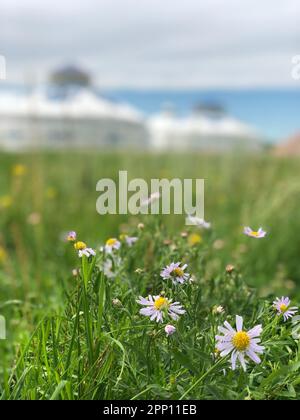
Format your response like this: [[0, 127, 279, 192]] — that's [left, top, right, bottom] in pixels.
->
[[1, 0, 299, 88]]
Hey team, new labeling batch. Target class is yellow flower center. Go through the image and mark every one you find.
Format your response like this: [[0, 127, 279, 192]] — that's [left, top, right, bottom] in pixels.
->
[[74, 241, 87, 250], [251, 231, 259, 237], [106, 238, 117, 247], [232, 331, 250, 351], [173, 267, 184, 277], [280, 304, 288, 313], [154, 297, 169, 310]]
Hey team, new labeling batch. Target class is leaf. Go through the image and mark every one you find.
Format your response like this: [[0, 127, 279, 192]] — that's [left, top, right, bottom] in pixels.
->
[[50, 381, 68, 400], [172, 350, 198, 374]]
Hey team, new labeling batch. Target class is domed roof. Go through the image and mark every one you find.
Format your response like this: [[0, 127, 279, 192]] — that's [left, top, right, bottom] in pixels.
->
[[50, 65, 91, 87]]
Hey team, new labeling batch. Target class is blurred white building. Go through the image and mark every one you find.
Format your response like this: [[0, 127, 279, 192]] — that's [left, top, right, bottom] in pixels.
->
[[0, 71, 263, 151], [0, 89, 147, 150], [147, 104, 262, 151]]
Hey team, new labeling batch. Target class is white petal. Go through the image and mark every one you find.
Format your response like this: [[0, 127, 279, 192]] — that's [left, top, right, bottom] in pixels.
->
[[246, 349, 261, 364], [231, 351, 238, 370], [248, 325, 262, 338], [169, 311, 179, 320], [140, 307, 154, 316], [224, 321, 235, 333], [220, 345, 234, 357], [215, 334, 232, 343], [218, 342, 234, 351], [156, 312, 163, 323], [150, 312, 158, 321], [236, 315, 243, 332], [218, 326, 234, 336], [249, 342, 265, 353]]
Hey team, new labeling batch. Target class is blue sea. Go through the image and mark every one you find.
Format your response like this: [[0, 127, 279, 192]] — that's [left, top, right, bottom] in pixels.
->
[[104, 88, 300, 143]]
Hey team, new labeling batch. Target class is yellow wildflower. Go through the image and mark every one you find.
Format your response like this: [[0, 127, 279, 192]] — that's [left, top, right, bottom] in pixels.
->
[[74, 241, 87, 251], [12, 164, 27, 177], [0, 246, 7, 264], [188, 233, 202, 246], [0, 195, 13, 209]]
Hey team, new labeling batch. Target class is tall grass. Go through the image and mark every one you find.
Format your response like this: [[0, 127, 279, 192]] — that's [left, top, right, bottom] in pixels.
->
[[0, 151, 300, 399]]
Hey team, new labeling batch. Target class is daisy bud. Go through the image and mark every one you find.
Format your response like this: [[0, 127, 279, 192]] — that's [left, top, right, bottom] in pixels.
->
[[67, 231, 77, 242], [112, 298, 122, 307], [226, 264, 235, 274], [212, 305, 225, 315], [165, 324, 176, 336]]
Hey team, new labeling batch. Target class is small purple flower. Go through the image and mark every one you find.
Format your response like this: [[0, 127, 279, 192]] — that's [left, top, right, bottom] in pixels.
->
[[137, 295, 185, 323], [161, 262, 190, 285], [273, 296, 298, 321], [67, 231, 77, 242], [244, 227, 267, 238], [165, 324, 176, 336]]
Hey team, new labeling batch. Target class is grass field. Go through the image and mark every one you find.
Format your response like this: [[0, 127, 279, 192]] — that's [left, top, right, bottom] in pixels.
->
[[1, 151, 300, 400]]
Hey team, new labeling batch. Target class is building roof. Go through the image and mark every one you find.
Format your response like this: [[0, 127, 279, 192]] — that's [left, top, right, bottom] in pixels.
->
[[50, 65, 91, 87]]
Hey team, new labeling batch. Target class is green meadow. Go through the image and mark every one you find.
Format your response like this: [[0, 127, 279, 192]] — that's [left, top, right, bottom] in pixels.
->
[[1, 151, 300, 400]]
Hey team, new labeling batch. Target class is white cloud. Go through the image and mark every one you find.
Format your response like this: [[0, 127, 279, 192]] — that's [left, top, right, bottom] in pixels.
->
[[1, 0, 300, 87]]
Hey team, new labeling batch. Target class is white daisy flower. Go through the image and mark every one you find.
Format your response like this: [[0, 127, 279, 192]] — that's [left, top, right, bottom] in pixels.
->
[[78, 248, 96, 258], [215, 315, 264, 371], [137, 295, 185, 323], [160, 262, 190, 285], [102, 259, 115, 278], [187, 215, 211, 229], [273, 296, 298, 321], [165, 324, 176, 336], [105, 238, 121, 253], [243, 227, 267, 238]]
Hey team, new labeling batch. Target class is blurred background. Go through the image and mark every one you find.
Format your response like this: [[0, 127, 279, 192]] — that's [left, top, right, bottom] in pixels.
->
[[0, 0, 300, 303], [1, 0, 300, 150]]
